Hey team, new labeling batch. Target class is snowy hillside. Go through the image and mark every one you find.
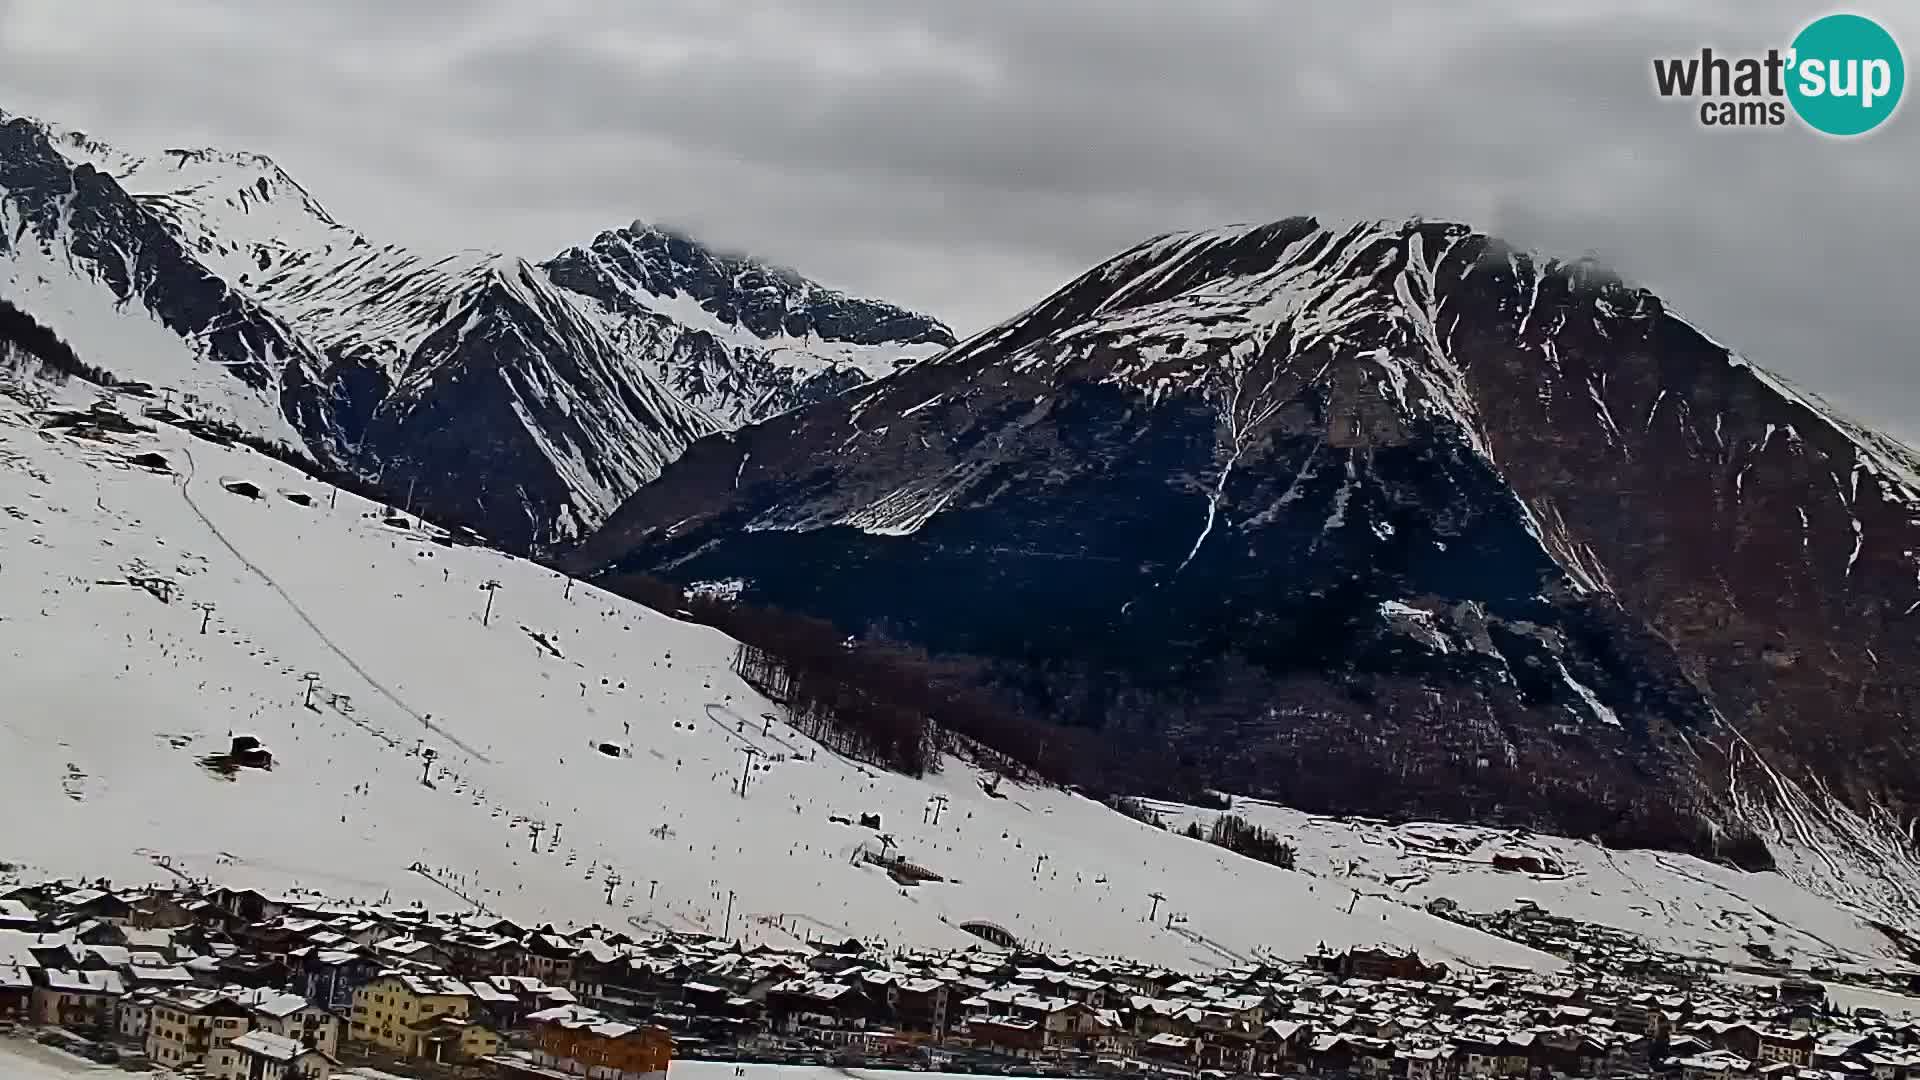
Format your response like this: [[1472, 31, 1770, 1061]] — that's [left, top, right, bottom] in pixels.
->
[[0, 359, 1905, 977], [1141, 799, 1905, 972]]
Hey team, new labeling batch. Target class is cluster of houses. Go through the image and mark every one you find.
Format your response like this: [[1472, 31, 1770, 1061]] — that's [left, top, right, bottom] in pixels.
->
[[4, 876, 1920, 1080]]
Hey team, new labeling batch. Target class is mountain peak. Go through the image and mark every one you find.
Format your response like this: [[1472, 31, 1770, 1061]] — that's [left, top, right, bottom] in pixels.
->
[[542, 219, 958, 427], [570, 212, 1920, 923], [550, 220, 954, 349]]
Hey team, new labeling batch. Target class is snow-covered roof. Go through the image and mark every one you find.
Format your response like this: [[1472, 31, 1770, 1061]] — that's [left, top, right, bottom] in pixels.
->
[[130, 965, 195, 985], [230, 1030, 311, 1062], [42, 968, 125, 995], [84, 944, 131, 967], [235, 987, 316, 1018]]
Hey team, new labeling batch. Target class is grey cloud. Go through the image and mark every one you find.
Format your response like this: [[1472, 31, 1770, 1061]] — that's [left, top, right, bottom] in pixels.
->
[[0, 0, 1914, 439]]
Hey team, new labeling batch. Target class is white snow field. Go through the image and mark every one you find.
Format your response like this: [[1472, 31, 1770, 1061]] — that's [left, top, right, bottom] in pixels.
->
[[0, 363, 1899, 976], [1142, 799, 1907, 972], [0, 1035, 125, 1079]]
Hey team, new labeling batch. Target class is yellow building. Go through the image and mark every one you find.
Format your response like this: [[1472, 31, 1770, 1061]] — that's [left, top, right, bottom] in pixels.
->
[[406, 1015, 505, 1064], [350, 974, 476, 1056]]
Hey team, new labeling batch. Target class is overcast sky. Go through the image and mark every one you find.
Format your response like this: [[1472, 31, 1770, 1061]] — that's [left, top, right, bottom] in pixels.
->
[[2, 0, 1915, 440]]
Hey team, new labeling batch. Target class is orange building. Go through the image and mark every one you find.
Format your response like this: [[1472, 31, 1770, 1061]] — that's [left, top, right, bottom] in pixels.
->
[[524, 1005, 671, 1080]]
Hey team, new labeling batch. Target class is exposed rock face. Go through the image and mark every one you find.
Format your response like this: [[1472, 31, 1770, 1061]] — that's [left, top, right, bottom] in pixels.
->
[[545, 222, 956, 426], [567, 219, 1920, 911], [355, 257, 720, 550]]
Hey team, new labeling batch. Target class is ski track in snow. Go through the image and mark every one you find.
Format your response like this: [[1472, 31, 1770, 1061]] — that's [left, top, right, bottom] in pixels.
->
[[174, 447, 493, 764], [3, 370, 1906, 971]]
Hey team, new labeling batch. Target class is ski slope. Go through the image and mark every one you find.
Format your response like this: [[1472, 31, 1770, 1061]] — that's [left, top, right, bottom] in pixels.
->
[[0, 361, 1897, 976], [1143, 799, 1904, 970]]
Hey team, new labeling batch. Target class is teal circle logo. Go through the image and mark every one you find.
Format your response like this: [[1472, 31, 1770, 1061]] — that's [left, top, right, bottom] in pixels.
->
[[1787, 13, 1904, 136]]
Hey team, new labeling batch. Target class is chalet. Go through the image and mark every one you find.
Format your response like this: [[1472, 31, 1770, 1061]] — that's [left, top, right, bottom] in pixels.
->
[[523, 1005, 672, 1080], [146, 990, 256, 1073], [111, 925, 183, 957], [1087, 1009, 1133, 1058], [402, 1014, 505, 1064], [892, 977, 951, 1037], [1142, 1031, 1199, 1069], [1756, 1027, 1816, 1067], [452, 915, 527, 939], [1538, 1029, 1608, 1075], [54, 888, 134, 925], [1496, 1031, 1536, 1077], [209, 950, 293, 989], [127, 892, 198, 930], [117, 989, 159, 1042], [235, 919, 317, 960], [207, 889, 288, 927], [31, 967, 124, 1030], [371, 935, 453, 971], [1777, 979, 1828, 1007], [1862, 1051, 1920, 1080], [1195, 1022, 1261, 1073], [1318, 947, 1448, 983], [523, 933, 577, 986], [1401, 1044, 1457, 1080], [1352, 1034, 1397, 1077], [441, 931, 525, 977], [967, 1015, 1046, 1058], [1251, 1018, 1308, 1072], [0, 962, 32, 1018], [235, 986, 341, 1057], [472, 975, 572, 1032], [1696, 1020, 1765, 1061], [1009, 994, 1102, 1047], [293, 948, 381, 1013], [217, 1029, 338, 1080], [1451, 1035, 1508, 1077], [766, 979, 877, 1037]]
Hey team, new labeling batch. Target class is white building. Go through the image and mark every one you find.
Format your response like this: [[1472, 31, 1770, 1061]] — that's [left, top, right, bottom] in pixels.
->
[[234, 987, 342, 1058], [218, 1030, 337, 1080]]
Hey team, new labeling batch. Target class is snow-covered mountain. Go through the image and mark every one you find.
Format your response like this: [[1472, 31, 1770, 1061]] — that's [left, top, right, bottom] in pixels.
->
[[545, 222, 956, 426], [0, 358, 1907, 974], [0, 109, 950, 551], [564, 218, 1920, 928], [0, 117, 332, 451]]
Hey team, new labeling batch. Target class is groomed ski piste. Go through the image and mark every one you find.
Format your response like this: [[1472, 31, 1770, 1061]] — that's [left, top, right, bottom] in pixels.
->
[[0, 360, 1903, 977]]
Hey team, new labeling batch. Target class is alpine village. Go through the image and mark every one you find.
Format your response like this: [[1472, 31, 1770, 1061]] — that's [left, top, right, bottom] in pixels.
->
[[2, 877, 1919, 1080]]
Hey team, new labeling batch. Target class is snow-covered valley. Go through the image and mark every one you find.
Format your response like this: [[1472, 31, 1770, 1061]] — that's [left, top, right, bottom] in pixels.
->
[[0, 360, 1907, 978]]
